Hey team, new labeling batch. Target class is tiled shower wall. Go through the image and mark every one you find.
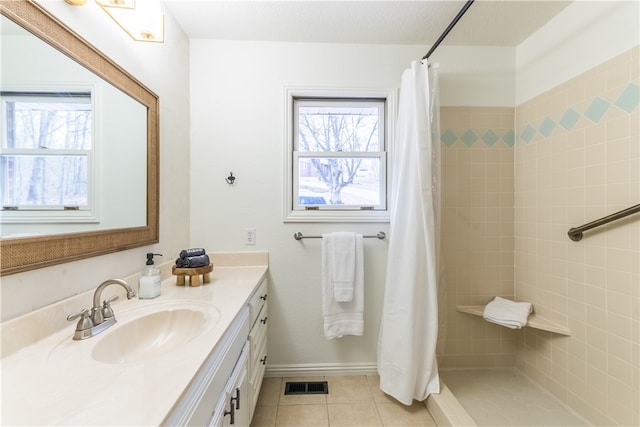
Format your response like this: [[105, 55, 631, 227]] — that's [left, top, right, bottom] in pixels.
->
[[439, 106, 517, 368], [514, 46, 639, 426]]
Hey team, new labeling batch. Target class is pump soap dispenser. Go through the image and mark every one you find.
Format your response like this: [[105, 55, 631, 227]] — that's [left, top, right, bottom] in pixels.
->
[[139, 253, 163, 299]]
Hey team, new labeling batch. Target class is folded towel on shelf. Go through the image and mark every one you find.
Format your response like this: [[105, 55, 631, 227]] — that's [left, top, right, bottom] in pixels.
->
[[322, 232, 364, 339], [483, 296, 533, 329], [175, 254, 210, 268]]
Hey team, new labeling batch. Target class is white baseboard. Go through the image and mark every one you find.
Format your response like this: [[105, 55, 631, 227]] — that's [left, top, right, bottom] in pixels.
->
[[265, 362, 378, 378]]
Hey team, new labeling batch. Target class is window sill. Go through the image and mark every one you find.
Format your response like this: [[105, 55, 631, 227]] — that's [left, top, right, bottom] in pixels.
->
[[283, 209, 390, 223]]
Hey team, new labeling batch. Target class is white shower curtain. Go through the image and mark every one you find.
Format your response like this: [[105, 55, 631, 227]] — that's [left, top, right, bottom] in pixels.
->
[[377, 60, 440, 405]]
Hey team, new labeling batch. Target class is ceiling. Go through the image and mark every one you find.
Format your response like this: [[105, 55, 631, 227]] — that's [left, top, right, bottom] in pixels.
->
[[163, 0, 573, 47]]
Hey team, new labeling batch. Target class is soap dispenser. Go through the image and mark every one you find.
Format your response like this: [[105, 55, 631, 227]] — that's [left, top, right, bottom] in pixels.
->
[[139, 253, 163, 299]]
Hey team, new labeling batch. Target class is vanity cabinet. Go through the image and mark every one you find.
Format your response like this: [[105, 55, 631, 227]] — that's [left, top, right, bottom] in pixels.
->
[[1, 256, 269, 426], [165, 277, 268, 426], [247, 277, 268, 420], [166, 308, 249, 426], [210, 342, 249, 427]]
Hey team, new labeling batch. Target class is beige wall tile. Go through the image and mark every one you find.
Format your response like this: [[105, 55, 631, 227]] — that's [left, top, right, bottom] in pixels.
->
[[439, 106, 516, 368], [439, 45, 638, 427], [514, 46, 640, 426]]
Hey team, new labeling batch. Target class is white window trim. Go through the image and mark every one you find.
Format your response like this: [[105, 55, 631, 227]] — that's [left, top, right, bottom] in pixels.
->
[[283, 87, 396, 223], [0, 84, 100, 224]]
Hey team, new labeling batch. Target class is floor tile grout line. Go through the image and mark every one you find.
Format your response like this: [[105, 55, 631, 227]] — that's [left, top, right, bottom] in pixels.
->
[[325, 400, 330, 427], [276, 377, 282, 426], [366, 376, 386, 426]]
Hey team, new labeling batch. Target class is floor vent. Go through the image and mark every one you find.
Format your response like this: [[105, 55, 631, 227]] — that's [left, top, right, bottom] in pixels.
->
[[284, 381, 329, 395]]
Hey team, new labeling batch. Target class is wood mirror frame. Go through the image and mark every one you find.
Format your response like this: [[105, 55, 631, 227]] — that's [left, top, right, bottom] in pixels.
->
[[0, 0, 159, 276]]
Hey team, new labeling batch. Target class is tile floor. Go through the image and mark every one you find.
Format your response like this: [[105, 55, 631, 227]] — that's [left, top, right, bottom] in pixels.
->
[[250, 375, 437, 427]]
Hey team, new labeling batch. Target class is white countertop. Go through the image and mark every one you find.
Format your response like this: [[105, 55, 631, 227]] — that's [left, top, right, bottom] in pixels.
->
[[1, 253, 268, 426]]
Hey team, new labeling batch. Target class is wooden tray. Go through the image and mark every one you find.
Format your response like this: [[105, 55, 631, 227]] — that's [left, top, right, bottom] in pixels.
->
[[172, 263, 213, 287]]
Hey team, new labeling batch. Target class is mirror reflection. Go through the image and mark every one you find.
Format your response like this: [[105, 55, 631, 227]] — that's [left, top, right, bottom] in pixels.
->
[[0, 0, 158, 276], [0, 15, 147, 238]]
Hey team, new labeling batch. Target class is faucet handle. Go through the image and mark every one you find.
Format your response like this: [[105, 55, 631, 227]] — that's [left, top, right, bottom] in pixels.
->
[[67, 308, 90, 321], [102, 295, 119, 319], [67, 309, 93, 331], [103, 295, 119, 305]]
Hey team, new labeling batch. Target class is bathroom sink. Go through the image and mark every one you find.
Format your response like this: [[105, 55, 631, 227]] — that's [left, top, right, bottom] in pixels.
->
[[91, 302, 220, 364]]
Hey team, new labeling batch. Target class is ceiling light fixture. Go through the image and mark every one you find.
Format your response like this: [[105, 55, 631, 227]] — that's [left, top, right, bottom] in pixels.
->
[[97, 0, 164, 43], [65, 0, 164, 43], [95, 0, 136, 7]]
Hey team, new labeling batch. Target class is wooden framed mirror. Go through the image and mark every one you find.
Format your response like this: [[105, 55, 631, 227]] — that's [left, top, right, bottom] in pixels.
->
[[0, 0, 159, 276]]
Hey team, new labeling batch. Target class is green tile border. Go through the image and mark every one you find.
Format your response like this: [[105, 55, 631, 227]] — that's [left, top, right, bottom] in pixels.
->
[[516, 82, 639, 145], [440, 127, 515, 148]]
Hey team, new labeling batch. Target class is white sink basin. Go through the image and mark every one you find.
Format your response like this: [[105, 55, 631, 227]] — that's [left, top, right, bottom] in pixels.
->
[[92, 304, 218, 364], [49, 301, 221, 365]]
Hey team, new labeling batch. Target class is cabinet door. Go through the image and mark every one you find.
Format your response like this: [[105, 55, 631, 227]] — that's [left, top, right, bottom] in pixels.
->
[[225, 358, 249, 427], [216, 342, 250, 427], [248, 278, 268, 328], [209, 390, 230, 427], [249, 300, 268, 419], [175, 309, 250, 427]]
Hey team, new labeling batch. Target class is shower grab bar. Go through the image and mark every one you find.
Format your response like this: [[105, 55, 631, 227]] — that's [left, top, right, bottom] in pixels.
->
[[568, 204, 640, 241], [294, 232, 386, 240]]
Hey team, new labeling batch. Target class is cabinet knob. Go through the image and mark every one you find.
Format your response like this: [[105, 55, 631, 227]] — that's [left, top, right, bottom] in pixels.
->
[[260, 316, 268, 324], [259, 294, 267, 301], [260, 355, 268, 365]]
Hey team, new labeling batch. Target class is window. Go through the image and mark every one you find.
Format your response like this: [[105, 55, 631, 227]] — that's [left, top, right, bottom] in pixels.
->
[[1, 90, 97, 223], [285, 89, 395, 222]]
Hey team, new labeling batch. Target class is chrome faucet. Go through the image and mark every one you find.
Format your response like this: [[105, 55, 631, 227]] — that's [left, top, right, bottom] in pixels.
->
[[67, 279, 137, 340], [91, 279, 137, 324]]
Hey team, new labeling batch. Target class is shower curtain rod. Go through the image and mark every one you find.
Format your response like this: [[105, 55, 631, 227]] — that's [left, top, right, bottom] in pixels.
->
[[422, 0, 475, 60]]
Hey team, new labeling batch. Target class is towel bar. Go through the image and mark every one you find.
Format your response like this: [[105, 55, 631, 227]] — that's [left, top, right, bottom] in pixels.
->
[[293, 231, 386, 240]]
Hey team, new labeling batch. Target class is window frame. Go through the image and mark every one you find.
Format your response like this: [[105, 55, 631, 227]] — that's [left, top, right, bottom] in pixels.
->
[[284, 87, 395, 223], [0, 86, 100, 224]]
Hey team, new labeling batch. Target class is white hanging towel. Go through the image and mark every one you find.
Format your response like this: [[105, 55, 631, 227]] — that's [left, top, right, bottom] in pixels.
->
[[331, 232, 357, 302], [483, 296, 533, 329], [322, 232, 364, 339]]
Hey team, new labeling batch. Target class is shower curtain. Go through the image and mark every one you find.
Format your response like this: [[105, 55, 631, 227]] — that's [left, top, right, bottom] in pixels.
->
[[377, 60, 441, 405]]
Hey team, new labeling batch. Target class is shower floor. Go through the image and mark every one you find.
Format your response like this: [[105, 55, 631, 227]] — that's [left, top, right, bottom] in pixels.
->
[[440, 369, 590, 426]]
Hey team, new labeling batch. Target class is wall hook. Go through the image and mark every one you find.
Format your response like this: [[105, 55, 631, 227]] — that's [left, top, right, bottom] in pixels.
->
[[225, 172, 236, 185]]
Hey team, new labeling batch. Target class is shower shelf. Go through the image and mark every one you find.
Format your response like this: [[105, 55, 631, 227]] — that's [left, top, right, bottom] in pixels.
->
[[456, 306, 571, 336]]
